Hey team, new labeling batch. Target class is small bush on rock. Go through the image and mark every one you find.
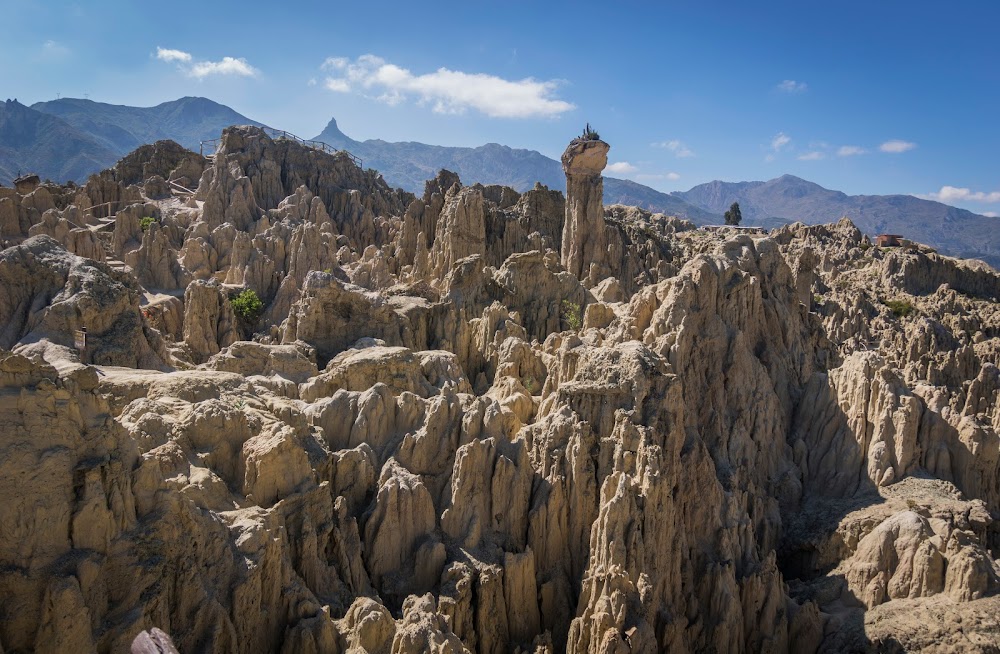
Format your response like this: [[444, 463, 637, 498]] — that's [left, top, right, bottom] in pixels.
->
[[139, 216, 157, 231], [231, 289, 263, 324], [562, 299, 582, 330], [884, 298, 916, 318]]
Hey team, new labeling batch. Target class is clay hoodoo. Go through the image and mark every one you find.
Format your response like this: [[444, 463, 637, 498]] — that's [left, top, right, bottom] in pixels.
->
[[0, 126, 999, 653], [561, 129, 611, 286]]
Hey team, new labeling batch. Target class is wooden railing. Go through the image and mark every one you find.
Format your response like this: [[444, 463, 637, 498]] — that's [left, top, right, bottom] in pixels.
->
[[200, 127, 363, 169], [81, 200, 124, 219], [168, 180, 195, 195]]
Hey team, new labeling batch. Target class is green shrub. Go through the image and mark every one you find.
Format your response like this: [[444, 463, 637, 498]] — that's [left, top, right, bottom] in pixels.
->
[[562, 299, 583, 331], [859, 241, 872, 252], [884, 298, 916, 318], [139, 216, 157, 231], [231, 289, 263, 323], [579, 123, 600, 141]]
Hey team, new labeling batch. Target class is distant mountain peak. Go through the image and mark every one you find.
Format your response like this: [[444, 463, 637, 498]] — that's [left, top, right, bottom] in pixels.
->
[[319, 117, 346, 139]]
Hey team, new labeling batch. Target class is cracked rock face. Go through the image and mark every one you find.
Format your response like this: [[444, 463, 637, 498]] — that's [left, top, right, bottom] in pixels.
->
[[2, 130, 1000, 653], [561, 139, 610, 287]]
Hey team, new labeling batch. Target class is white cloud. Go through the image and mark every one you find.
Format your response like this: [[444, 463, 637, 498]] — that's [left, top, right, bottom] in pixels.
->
[[41, 40, 71, 58], [777, 79, 807, 93], [320, 54, 574, 118], [155, 48, 258, 79], [156, 47, 192, 63], [771, 132, 791, 152], [325, 78, 350, 92], [652, 139, 694, 158], [797, 151, 825, 161], [189, 57, 258, 79], [880, 140, 917, 153], [322, 57, 349, 71], [837, 145, 866, 157], [606, 162, 638, 174], [637, 172, 681, 181], [984, 212, 998, 218], [925, 186, 1000, 204]]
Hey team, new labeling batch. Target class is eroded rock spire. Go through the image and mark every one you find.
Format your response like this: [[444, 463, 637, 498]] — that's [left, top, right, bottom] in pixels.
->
[[561, 132, 610, 286]]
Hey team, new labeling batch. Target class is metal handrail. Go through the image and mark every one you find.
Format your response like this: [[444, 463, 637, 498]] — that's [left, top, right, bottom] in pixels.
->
[[82, 200, 124, 218], [261, 127, 363, 169], [168, 180, 195, 195], [199, 138, 219, 158], [199, 128, 362, 169]]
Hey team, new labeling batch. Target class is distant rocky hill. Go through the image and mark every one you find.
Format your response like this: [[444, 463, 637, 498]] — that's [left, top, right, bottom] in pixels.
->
[[2, 96, 998, 267], [2, 96, 714, 222], [315, 118, 564, 192], [313, 118, 719, 222], [0, 96, 261, 185], [31, 96, 263, 155], [0, 99, 119, 183], [677, 175, 1000, 267]]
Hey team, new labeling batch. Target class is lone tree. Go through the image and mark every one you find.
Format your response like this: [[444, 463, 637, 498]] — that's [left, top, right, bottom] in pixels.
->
[[724, 201, 742, 226]]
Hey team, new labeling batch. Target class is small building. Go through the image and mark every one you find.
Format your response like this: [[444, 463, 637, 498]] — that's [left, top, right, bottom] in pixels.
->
[[13, 173, 40, 194], [875, 234, 903, 247]]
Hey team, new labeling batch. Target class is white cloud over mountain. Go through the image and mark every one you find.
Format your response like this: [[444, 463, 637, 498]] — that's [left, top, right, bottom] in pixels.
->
[[925, 186, 1000, 204], [156, 47, 258, 79], [879, 140, 917, 153], [652, 139, 694, 158], [321, 54, 574, 119], [606, 161, 638, 174]]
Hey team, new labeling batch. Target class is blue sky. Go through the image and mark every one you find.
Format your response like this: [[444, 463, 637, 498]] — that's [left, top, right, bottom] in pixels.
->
[[2, 0, 998, 216]]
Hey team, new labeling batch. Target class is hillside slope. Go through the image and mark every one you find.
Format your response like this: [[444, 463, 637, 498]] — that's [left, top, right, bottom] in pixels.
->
[[31, 96, 263, 154], [678, 174, 1000, 267], [0, 99, 119, 184]]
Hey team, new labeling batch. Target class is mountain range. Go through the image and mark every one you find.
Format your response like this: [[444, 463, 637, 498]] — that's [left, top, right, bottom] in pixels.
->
[[0, 99, 119, 183], [311, 118, 720, 223], [31, 96, 263, 155], [677, 176, 1000, 266], [0, 97, 261, 184], [0, 95, 997, 266]]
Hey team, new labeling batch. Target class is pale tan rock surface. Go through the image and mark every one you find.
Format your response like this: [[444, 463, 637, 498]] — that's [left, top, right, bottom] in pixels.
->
[[3, 128, 1000, 653], [561, 138, 610, 286]]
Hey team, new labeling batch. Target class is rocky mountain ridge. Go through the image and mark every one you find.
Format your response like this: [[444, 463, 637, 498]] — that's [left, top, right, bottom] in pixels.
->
[[0, 99, 119, 183], [678, 175, 1000, 267], [3, 96, 997, 269], [313, 118, 717, 223], [0, 129, 998, 652], [31, 96, 264, 155], [0, 97, 262, 185]]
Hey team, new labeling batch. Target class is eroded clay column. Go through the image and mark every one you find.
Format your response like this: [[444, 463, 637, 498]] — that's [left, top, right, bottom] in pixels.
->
[[561, 136, 610, 286]]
